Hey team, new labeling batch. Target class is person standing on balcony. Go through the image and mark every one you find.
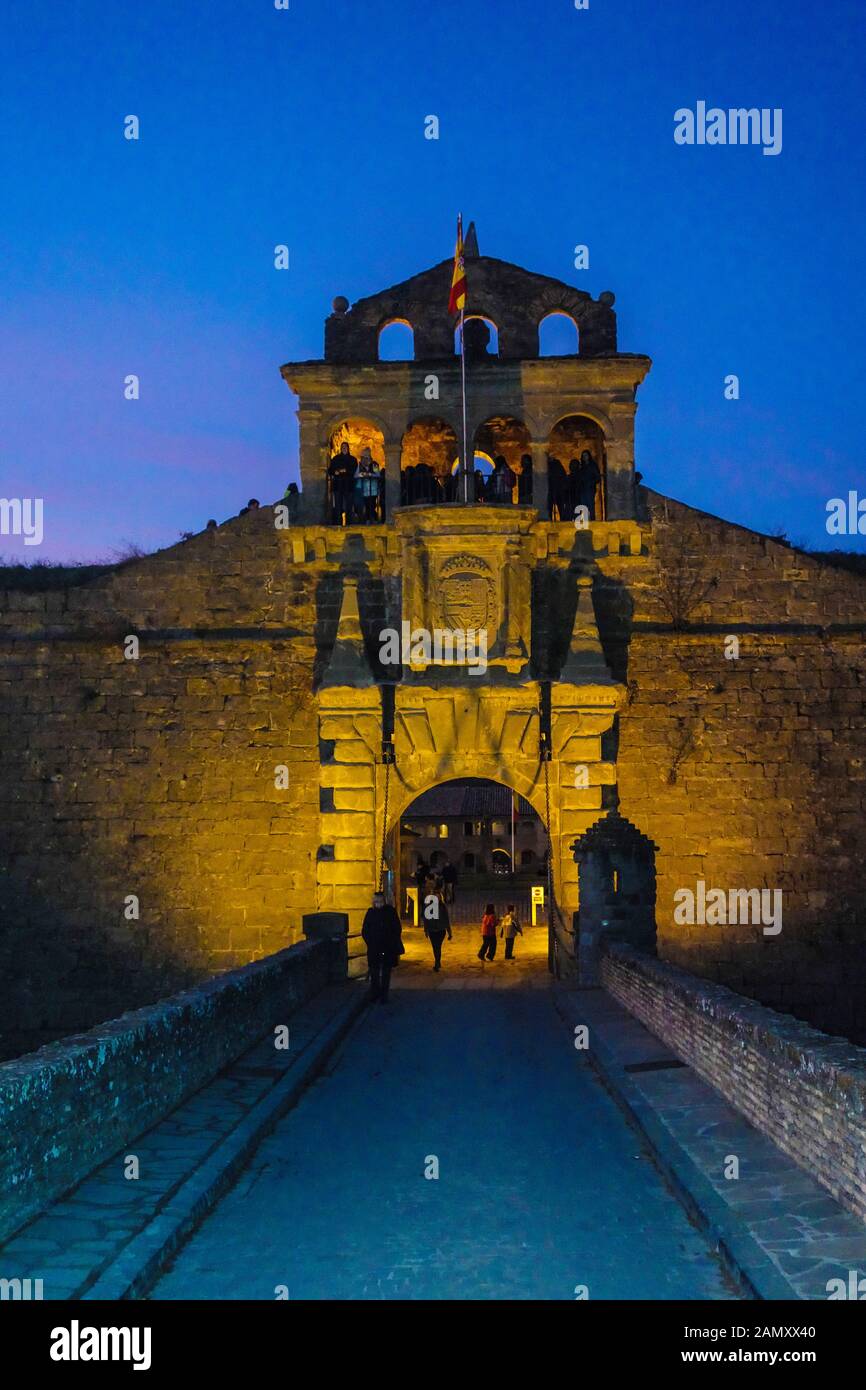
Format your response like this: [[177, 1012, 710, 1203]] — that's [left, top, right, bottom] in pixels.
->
[[518, 453, 533, 505], [490, 455, 515, 504], [567, 458, 582, 516], [356, 447, 380, 524], [546, 456, 568, 520], [577, 449, 601, 521], [328, 441, 357, 525]]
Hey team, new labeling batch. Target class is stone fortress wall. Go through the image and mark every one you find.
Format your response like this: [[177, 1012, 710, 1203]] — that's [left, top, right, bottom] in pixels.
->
[[1, 488, 864, 1057]]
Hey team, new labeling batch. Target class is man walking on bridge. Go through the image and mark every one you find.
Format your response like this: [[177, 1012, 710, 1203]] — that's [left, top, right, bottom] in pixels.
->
[[361, 891, 403, 1004]]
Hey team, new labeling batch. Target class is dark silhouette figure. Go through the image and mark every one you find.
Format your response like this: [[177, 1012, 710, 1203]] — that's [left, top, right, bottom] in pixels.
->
[[361, 891, 403, 1003], [442, 860, 457, 904], [489, 454, 516, 504], [518, 453, 533, 504], [328, 442, 357, 525], [546, 456, 568, 521], [567, 458, 582, 517], [577, 449, 602, 520]]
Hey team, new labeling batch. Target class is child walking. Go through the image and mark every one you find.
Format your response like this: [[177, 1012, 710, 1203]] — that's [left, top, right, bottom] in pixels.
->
[[500, 904, 524, 959], [478, 902, 498, 961]]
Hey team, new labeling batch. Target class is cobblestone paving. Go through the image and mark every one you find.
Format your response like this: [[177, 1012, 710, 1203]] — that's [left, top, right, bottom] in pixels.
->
[[151, 937, 738, 1300], [0, 985, 356, 1300], [8, 927, 852, 1304], [559, 989, 866, 1301]]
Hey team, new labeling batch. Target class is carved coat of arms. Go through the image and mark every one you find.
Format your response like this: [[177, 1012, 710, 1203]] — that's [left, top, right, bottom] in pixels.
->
[[435, 553, 498, 633]]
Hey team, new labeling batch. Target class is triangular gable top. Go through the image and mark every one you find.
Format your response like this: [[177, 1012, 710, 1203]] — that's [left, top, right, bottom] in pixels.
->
[[321, 252, 618, 363]]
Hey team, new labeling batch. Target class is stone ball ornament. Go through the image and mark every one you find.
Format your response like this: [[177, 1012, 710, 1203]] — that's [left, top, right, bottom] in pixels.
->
[[332, 295, 349, 314]]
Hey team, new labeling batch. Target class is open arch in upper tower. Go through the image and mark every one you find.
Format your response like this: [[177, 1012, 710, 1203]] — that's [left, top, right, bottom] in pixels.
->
[[324, 231, 617, 364]]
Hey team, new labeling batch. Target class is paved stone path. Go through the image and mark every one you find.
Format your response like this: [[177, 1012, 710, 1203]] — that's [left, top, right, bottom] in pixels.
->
[[151, 932, 737, 1300], [8, 924, 858, 1301], [0, 985, 358, 1299], [558, 988, 866, 1301]]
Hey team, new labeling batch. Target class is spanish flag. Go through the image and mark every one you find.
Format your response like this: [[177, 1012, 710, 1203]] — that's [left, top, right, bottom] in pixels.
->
[[448, 214, 467, 316]]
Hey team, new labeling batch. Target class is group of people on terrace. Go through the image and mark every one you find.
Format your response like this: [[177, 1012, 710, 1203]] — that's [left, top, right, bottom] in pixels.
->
[[327, 443, 383, 524], [327, 442, 602, 525]]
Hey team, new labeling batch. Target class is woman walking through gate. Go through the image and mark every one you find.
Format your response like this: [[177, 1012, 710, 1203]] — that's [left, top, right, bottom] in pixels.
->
[[477, 902, 498, 961], [424, 891, 452, 971]]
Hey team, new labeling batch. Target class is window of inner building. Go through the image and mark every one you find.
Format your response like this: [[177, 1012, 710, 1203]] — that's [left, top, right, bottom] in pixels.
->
[[463, 852, 475, 869], [439, 824, 449, 839]]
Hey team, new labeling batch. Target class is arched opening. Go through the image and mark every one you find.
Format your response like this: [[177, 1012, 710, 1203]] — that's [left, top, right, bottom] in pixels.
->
[[491, 848, 512, 876], [389, 779, 549, 971], [547, 414, 607, 522], [401, 417, 459, 504], [327, 419, 385, 525], [378, 318, 414, 361], [454, 315, 499, 358], [539, 311, 579, 357], [472, 416, 532, 504]]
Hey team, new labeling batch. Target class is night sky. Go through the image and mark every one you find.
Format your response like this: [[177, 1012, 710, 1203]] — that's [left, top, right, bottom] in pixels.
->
[[2, 0, 864, 561]]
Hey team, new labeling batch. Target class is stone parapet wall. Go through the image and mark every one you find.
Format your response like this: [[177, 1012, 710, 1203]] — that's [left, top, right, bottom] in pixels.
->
[[601, 941, 866, 1224], [0, 936, 341, 1245]]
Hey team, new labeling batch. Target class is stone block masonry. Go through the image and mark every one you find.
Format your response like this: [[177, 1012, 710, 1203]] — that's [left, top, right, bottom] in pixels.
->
[[606, 491, 866, 1043], [1, 486, 865, 1056], [0, 935, 342, 1245], [602, 941, 866, 1224]]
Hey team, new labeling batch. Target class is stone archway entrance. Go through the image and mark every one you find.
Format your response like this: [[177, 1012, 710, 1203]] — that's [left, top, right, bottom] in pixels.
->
[[313, 503, 626, 980], [387, 775, 549, 928], [388, 775, 551, 976]]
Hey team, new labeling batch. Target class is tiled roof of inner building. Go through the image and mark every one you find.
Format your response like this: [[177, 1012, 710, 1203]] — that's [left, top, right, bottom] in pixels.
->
[[403, 781, 535, 820]]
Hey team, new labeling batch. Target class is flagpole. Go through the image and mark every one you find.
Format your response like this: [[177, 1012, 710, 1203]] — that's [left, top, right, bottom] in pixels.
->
[[460, 304, 469, 503]]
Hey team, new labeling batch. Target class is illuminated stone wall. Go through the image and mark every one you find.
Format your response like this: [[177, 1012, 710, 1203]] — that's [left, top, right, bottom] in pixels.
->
[[0, 510, 321, 1057], [607, 492, 866, 1042], [1, 490, 864, 1056]]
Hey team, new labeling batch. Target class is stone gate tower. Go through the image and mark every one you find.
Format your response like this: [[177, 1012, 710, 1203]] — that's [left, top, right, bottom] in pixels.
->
[[280, 230, 652, 974]]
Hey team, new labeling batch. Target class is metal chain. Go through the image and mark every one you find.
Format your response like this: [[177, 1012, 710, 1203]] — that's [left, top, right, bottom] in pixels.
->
[[379, 749, 391, 894], [543, 751, 554, 974]]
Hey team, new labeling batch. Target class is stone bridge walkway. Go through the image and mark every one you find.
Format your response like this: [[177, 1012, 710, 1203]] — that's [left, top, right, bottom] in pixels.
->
[[150, 929, 737, 1300], [3, 927, 865, 1300]]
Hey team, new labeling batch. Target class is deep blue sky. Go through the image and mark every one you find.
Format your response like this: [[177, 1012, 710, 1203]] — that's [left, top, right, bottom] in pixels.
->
[[2, 0, 864, 560]]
